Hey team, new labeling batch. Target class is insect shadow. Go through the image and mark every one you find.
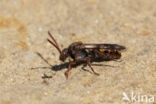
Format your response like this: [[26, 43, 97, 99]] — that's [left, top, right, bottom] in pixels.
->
[[31, 52, 118, 74]]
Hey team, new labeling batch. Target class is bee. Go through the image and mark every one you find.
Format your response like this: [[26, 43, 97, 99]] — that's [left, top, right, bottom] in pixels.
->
[[47, 31, 126, 79]]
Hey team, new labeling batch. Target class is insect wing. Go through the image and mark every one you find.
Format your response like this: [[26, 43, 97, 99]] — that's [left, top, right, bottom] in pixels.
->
[[83, 44, 126, 51]]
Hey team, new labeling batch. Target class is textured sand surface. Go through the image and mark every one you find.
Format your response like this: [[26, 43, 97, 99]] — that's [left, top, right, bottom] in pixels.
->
[[0, 0, 156, 104]]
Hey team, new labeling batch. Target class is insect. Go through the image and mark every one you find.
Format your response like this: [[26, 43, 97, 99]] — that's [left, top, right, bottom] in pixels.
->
[[47, 31, 126, 79]]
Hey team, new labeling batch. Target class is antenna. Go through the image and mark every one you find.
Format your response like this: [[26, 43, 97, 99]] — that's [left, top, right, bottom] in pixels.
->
[[47, 31, 62, 54]]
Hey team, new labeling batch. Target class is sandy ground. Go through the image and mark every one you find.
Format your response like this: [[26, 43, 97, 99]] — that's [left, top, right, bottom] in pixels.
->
[[0, 0, 156, 104]]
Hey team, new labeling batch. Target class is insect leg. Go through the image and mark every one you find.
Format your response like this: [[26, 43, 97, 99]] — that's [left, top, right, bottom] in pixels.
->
[[65, 61, 76, 79], [86, 58, 100, 76]]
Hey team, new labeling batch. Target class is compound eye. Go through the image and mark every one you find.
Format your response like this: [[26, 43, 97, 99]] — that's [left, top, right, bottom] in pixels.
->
[[59, 48, 68, 62]]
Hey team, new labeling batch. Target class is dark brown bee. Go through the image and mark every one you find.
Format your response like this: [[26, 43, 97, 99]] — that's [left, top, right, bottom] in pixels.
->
[[47, 31, 126, 79]]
